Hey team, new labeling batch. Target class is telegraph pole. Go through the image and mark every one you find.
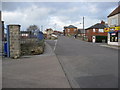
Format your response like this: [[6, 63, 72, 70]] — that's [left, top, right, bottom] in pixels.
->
[[54, 23, 57, 31], [41, 25, 43, 32], [83, 16, 85, 40]]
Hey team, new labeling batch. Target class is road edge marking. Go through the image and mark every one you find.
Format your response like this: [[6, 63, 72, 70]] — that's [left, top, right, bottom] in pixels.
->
[[54, 40, 58, 51]]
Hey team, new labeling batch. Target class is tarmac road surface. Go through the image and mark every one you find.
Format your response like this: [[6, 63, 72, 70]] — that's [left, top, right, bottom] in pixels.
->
[[47, 36, 118, 88]]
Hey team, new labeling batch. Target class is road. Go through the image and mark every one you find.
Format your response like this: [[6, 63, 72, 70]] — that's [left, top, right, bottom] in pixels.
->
[[46, 36, 118, 88]]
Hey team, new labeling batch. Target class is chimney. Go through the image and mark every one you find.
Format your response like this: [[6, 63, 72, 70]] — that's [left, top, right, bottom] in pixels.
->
[[101, 20, 105, 25]]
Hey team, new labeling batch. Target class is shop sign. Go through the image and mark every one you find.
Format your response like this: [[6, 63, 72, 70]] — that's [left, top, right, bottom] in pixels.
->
[[110, 27, 115, 31], [115, 26, 120, 31], [104, 26, 120, 32], [111, 33, 116, 35], [104, 28, 110, 32]]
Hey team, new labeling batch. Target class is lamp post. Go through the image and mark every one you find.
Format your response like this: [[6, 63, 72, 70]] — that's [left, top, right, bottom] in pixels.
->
[[80, 16, 85, 40], [83, 16, 85, 40]]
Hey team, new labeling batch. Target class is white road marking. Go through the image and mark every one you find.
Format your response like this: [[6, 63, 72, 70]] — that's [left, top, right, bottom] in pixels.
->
[[54, 40, 58, 51]]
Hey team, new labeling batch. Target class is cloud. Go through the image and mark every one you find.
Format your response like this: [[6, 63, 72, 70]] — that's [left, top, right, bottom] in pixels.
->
[[2, 2, 118, 31], [2, 4, 54, 30]]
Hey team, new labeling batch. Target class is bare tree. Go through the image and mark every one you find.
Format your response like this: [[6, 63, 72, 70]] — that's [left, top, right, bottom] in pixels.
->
[[27, 25, 40, 36]]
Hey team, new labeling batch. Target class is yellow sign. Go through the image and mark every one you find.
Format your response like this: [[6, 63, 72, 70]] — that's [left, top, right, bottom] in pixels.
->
[[104, 26, 120, 32], [104, 28, 110, 32], [115, 26, 120, 31]]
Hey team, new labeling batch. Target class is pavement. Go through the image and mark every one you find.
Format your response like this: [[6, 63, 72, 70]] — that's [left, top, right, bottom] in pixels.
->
[[2, 42, 70, 88], [93, 42, 120, 50], [47, 36, 118, 88], [99, 44, 120, 49]]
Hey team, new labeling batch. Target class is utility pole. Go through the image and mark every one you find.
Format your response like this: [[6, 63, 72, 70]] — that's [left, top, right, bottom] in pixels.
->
[[41, 25, 43, 32], [83, 16, 85, 40], [54, 23, 57, 31]]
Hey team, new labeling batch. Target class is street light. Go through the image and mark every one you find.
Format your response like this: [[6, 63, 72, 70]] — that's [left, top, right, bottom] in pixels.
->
[[80, 17, 85, 40]]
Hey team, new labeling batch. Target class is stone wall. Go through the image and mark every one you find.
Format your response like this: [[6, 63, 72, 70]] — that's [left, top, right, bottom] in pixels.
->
[[21, 38, 45, 55], [8, 25, 21, 59]]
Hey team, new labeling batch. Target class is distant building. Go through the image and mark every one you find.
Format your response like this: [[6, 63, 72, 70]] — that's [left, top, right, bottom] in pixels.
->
[[20, 31, 29, 38], [86, 21, 108, 43], [64, 25, 77, 36], [105, 5, 120, 46], [45, 28, 53, 39], [53, 30, 63, 35], [77, 29, 84, 39]]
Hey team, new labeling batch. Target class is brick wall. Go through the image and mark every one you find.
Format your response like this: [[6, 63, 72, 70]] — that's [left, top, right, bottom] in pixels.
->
[[65, 28, 78, 36]]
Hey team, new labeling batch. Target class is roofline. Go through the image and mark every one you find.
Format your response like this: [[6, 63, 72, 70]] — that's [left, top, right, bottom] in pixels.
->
[[107, 12, 120, 17], [108, 5, 120, 17]]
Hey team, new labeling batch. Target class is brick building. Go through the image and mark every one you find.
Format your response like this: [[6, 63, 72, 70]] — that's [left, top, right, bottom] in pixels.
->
[[106, 5, 120, 46], [85, 21, 108, 43], [64, 25, 77, 36]]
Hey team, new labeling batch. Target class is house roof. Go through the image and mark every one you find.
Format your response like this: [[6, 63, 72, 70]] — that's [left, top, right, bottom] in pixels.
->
[[108, 5, 120, 17], [86, 23, 109, 30], [64, 25, 77, 29]]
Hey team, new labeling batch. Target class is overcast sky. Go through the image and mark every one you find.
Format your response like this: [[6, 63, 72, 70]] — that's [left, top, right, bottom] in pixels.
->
[[2, 2, 118, 31]]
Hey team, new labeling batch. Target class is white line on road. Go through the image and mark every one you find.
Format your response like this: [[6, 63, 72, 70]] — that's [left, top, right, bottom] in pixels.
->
[[54, 40, 58, 51]]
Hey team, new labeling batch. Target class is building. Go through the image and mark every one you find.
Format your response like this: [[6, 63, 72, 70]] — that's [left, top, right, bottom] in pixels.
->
[[44, 28, 53, 39], [20, 31, 29, 38], [85, 21, 108, 43], [77, 29, 84, 39], [64, 25, 77, 36], [105, 5, 120, 46], [53, 30, 63, 35]]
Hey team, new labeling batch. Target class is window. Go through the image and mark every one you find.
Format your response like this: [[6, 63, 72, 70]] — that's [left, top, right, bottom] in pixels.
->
[[74, 29, 76, 32], [93, 29, 96, 32], [111, 18, 118, 26], [68, 29, 70, 32], [110, 32, 118, 42], [99, 29, 104, 32]]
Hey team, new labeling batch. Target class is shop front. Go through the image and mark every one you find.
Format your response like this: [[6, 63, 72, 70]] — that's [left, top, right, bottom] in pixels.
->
[[104, 26, 120, 46]]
